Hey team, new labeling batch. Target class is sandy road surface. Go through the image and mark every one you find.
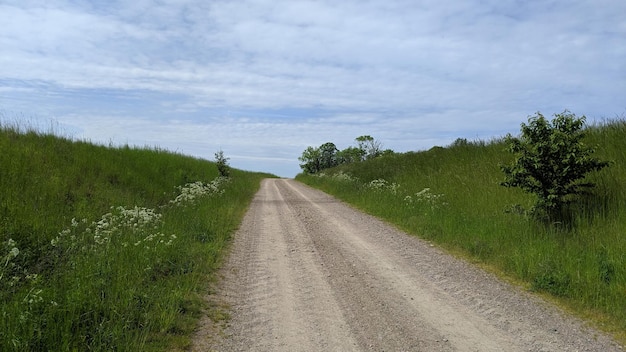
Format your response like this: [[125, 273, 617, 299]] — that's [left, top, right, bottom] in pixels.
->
[[192, 178, 621, 351]]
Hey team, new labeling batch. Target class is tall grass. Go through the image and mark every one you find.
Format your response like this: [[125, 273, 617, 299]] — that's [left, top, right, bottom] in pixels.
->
[[0, 123, 273, 351], [297, 120, 626, 342]]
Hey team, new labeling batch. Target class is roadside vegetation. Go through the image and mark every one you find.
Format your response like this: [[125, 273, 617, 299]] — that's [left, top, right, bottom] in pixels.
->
[[0, 122, 274, 351], [296, 113, 626, 343], [298, 135, 393, 174]]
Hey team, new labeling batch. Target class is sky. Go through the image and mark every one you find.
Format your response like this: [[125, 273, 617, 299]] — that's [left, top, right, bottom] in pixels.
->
[[1, 0, 625, 178]]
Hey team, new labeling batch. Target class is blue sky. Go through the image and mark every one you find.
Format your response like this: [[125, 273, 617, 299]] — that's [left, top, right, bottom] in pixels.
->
[[1, 0, 625, 177]]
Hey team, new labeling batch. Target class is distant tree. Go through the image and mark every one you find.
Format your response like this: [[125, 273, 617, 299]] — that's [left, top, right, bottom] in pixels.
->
[[451, 138, 470, 147], [215, 149, 230, 177], [337, 146, 365, 164], [299, 137, 391, 173], [381, 149, 395, 157], [318, 142, 339, 170], [501, 111, 610, 220], [298, 146, 322, 174], [356, 135, 383, 160]]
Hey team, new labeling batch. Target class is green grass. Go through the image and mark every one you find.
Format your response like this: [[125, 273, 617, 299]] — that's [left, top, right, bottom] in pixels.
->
[[0, 123, 274, 351], [296, 119, 626, 344]]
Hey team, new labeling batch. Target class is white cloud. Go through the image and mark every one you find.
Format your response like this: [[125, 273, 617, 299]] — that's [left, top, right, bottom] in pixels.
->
[[1, 0, 625, 177]]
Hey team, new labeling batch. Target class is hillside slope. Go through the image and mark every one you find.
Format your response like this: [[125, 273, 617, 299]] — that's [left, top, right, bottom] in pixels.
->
[[0, 125, 273, 351], [297, 120, 626, 343]]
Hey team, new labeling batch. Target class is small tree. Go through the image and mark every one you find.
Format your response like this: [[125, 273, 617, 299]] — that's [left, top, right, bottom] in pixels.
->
[[318, 142, 339, 170], [356, 135, 383, 160], [299, 142, 339, 174], [215, 149, 230, 177], [501, 111, 609, 220], [299, 146, 322, 174], [298, 136, 391, 173], [337, 146, 365, 164]]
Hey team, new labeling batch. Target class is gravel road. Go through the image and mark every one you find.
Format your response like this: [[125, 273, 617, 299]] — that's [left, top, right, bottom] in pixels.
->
[[192, 178, 622, 351]]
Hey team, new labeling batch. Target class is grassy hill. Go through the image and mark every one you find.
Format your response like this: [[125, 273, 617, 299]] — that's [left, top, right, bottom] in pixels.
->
[[0, 123, 274, 351], [297, 119, 626, 343]]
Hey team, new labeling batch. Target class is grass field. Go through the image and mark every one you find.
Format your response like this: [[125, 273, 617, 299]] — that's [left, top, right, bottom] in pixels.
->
[[297, 119, 626, 343], [0, 122, 274, 351]]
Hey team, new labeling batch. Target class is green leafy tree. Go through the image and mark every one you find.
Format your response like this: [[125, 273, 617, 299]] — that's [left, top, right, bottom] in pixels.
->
[[215, 149, 230, 177], [381, 148, 395, 157], [337, 146, 365, 164], [299, 137, 391, 173], [356, 135, 383, 160], [299, 142, 340, 173], [298, 146, 322, 174], [318, 142, 339, 170], [501, 111, 610, 220]]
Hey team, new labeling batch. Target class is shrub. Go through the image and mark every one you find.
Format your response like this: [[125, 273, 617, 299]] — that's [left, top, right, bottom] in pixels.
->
[[501, 111, 610, 221], [215, 150, 230, 178]]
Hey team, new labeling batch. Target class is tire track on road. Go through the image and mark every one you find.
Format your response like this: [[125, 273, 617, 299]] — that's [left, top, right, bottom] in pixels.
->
[[195, 179, 622, 352]]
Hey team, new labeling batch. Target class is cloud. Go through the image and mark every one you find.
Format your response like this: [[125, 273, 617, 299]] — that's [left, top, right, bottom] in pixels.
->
[[1, 0, 625, 177]]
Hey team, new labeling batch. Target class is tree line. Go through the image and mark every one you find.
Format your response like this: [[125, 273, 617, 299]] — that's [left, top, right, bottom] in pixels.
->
[[298, 135, 394, 174]]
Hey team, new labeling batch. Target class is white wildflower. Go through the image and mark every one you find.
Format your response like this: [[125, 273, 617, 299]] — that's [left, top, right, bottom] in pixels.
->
[[368, 179, 388, 190], [332, 171, 358, 183], [365, 178, 401, 194], [169, 177, 228, 206], [9, 247, 19, 259], [406, 188, 446, 211]]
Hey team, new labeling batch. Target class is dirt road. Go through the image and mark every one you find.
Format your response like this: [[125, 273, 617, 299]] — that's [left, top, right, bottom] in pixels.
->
[[193, 179, 621, 351]]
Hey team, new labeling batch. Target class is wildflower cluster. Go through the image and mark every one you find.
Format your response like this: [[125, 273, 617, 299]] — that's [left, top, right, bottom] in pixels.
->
[[52, 206, 173, 251], [1, 238, 41, 304], [51, 176, 228, 252], [133, 233, 177, 250], [311, 173, 446, 213], [169, 177, 228, 206], [331, 171, 358, 183], [366, 178, 400, 194], [404, 188, 447, 211], [313, 171, 358, 183], [93, 206, 162, 245]]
